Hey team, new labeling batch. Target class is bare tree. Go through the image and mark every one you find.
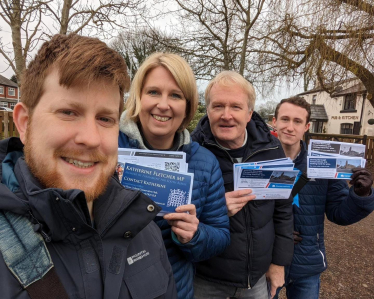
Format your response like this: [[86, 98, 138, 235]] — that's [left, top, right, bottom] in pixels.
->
[[254, 0, 374, 107], [0, 0, 144, 84], [0, 0, 51, 81], [111, 27, 183, 80], [164, 0, 267, 81], [256, 100, 279, 119]]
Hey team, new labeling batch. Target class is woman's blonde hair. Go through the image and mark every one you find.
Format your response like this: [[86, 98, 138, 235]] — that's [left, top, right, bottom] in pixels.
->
[[125, 52, 198, 131]]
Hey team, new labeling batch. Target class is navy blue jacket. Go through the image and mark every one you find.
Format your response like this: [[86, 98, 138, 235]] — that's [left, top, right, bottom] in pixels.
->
[[289, 141, 374, 279], [0, 137, 177, 299], [191, 113, 294, 288], [118, 124, 230, 299]]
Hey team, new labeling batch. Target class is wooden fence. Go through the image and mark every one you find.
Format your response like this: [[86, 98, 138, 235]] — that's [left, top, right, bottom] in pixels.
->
[[305, 132, 374, 163], [0, 111, 19, 140]]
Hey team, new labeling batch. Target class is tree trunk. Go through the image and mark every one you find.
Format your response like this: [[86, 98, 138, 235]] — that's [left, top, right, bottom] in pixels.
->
[[318, 40, 374, 108], [60, 0, 73, 34], [10, 0, 25, 84]]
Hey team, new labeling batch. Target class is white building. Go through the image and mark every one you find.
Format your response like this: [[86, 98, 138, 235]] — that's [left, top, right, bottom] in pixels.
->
[[298, 79, 373, 136]]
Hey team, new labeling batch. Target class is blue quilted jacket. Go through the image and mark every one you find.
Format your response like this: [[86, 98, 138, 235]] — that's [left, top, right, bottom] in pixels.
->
[[118, 117, 230, 299], [289, 141, 374, 280]]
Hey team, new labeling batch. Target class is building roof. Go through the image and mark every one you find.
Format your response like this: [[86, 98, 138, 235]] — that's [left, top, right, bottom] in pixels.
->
[[298, 78, 358, 96], [331, 83, 366, 97], [310, 104, 328, 121], [0, 75, 18, 88]]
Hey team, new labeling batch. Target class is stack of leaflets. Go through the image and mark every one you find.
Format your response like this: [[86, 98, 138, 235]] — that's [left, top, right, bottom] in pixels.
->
[[117, 148, 193, 215], [307, 140, 366, 179], [233, 158, 299, 200]]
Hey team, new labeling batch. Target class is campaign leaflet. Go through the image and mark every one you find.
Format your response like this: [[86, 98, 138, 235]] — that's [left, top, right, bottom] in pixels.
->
[[307, 156, 366, 179], [121, 163, 193, 215], [233, 158, 294, 186], [117, 148, 187, 182], [234, 161, 298, 199], [308, 140, 366, 158], [307, 140, 366, 179]]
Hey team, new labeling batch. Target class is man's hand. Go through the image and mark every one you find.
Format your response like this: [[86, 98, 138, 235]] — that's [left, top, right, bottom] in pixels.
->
[[225, 189, 256, 217], [163, 204, 199, 244], [293, 231, 302, 244], [350, 167, 373, 197], [266, 264, 285, 299]]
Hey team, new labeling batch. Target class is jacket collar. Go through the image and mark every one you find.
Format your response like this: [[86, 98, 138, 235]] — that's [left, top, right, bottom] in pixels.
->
[[293, 140, 308, 169], [119, 111, 191, 150]]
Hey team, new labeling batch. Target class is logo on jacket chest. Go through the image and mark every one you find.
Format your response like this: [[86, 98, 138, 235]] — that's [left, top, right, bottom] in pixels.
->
[[127, 250, 150, 265]]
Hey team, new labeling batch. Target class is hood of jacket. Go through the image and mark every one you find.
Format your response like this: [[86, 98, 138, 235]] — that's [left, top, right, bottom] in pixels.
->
[[119, 111, 191, 149], [0, 137, 160, 244], [191, 111, 281, 159]]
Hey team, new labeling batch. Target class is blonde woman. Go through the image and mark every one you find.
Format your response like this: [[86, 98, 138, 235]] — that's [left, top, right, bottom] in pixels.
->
[[118, 53, 230, 299]]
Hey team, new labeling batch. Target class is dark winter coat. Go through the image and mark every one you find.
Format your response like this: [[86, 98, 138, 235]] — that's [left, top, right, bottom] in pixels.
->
[[289, 141, 374, 279], [191, 112, 294, 288], [0, 137, 177, 299], [118, 115, 230, 299]]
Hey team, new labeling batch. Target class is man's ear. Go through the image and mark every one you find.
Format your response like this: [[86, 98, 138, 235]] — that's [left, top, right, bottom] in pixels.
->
[[13, 103, 30, 144], [304, 122, 311, 132], [272, 116, 276, 128]]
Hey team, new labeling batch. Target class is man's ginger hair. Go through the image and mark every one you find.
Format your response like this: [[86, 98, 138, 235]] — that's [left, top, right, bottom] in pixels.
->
[[21, 33, 129, 114]]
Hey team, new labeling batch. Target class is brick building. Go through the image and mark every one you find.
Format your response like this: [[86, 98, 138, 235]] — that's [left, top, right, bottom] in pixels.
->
[[0, 74, 19, 110]]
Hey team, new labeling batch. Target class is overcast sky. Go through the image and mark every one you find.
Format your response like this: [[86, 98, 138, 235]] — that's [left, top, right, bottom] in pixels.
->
[[0, 2, 305, 107]]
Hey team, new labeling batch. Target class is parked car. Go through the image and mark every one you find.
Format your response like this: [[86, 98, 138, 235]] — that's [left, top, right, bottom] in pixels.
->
[[267, 124, 278, 138], [0, 107, 13, 112]]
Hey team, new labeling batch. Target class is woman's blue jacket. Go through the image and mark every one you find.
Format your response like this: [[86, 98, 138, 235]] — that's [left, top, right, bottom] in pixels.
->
[[118, 129, 230, 299]]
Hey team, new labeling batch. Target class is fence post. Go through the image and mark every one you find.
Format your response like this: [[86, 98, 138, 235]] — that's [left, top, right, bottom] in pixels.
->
[[4, 112, 9, 138]]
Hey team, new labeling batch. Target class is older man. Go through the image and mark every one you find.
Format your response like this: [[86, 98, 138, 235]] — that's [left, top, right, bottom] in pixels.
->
[[0, 34, 176, 299], [191, 71, 294, 299]]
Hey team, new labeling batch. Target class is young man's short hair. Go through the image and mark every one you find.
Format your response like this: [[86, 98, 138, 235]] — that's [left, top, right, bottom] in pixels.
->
[[274, 96, 311, 124], [21, 33, 129, 115]]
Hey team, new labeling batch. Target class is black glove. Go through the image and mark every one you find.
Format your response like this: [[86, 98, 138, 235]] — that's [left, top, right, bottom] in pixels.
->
[[350, 167, 373, 197], [293, 231, 302, 244]]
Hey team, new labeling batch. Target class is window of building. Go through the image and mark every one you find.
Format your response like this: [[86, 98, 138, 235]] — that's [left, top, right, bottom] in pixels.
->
[[8, 87, 15, 96], [340, 123, 353, 134], [0, 86, 4, 94], [312, 95, 317, 105], [0, 102, 8, 107], [342, 94, 356, 111], [10, 103, 16, 110], [312, 121, 324, 133]]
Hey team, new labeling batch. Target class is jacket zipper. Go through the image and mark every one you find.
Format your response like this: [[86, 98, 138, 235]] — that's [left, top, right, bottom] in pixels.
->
[[203, 141, 280, 288], [244, 206, 252, 289], [243, 145, 279, 289]]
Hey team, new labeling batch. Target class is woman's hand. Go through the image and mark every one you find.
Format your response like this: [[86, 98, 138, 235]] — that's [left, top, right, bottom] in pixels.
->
[[163, 204, 199, 244]]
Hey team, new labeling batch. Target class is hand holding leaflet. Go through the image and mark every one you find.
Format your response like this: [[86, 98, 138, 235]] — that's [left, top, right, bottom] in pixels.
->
[[163, 204, 199, 244], [225, 189, 256, 217], [350, 167, 373, 197]]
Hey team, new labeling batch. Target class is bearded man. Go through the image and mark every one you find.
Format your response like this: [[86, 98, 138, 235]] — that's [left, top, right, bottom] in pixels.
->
[[0, 34, 176, 299]]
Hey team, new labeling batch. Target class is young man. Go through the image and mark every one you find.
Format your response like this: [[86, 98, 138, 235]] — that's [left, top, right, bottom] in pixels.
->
[[191, 71, 294, 299], [0, 34, 176, 298], [272, 96, 374, 299]]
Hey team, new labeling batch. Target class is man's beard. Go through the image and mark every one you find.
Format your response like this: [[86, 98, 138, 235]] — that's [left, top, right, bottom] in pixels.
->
[[23, 125, 115, 202]]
